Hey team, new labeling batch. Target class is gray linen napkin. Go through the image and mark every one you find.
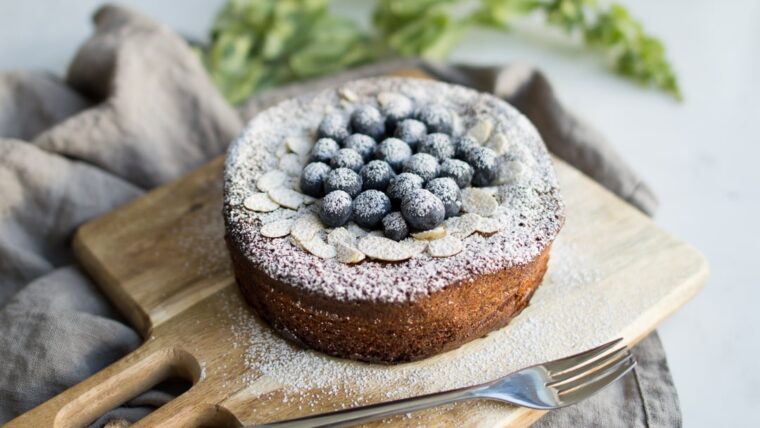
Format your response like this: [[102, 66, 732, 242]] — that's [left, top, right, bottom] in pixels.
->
[[0, 4, 678, 427]]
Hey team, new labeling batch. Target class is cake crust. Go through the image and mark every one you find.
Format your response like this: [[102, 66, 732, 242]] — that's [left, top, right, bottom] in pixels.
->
[[228, 235, 551, 363]]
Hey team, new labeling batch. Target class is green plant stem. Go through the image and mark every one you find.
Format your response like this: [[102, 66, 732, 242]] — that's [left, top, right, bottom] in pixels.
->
[[202, 0, 681, 104]]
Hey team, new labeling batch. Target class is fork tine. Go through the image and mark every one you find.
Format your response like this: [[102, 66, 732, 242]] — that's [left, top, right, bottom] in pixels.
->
[[552, 353, 633, 394], [550, 350, 632, 391], [542, 338, 623, 375], [546, 347, 630, 386], [554, 357, 636, 406]]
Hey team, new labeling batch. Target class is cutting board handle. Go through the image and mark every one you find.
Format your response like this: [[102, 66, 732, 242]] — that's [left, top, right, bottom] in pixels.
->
[[5, 341, 210, 427]]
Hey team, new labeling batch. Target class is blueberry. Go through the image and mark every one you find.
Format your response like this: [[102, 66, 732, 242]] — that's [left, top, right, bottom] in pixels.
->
[[330, 148, 364, 172], [439, 158, 474, 188], [311, 138, 340, 163], [418, 133, 455, 160], [317, 113, 350, 142], [465, 146, 498, 186], [320, 190, 353, 227], [375, 138, 412, 172], [324, 167, 363, 198], [402, 153, 439, 183], [300, 162, 331, 197], [387, 172, 424, 206], [401, 189, 446, 231], [342, 134, 377, 162], [453, 135, 479, 160], [425, 177, 461, 218], [382, 212, 409, 241], [350, 105, 385, 140], [360, 160, 394, 191], [416, 104, 453, 135], [394, 118, 427, 149], [352, 190, 392, 229], [379, 93, 414, 131]]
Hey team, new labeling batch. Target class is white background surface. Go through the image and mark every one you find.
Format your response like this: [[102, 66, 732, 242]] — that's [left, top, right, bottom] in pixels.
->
[[1, 1, 758, 426]]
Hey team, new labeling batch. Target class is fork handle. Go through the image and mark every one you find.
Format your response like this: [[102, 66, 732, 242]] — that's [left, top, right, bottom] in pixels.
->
[[253, 386, 486, 428]]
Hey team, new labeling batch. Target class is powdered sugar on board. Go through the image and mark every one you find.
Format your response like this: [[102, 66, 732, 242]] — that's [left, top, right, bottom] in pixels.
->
[[224, 77, 564, 304], [221, 235, 605, 407]]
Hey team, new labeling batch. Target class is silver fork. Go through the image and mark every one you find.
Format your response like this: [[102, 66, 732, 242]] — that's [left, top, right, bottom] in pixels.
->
[[253, 338, 635, 428]]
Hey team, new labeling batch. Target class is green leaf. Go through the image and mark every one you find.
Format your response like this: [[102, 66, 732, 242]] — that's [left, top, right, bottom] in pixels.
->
[[373, 0, 470, 60], [470, 0, 542, 28], [290, 18, 376, 77], [202, 0, 374, 103], [202, 0, 682, 102]]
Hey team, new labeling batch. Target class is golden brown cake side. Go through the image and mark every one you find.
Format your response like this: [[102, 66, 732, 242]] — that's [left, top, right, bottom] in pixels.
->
[[228, 235, 551, 363]]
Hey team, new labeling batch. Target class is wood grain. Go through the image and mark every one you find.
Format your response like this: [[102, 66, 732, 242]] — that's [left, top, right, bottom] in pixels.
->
[[7, 71, 708, 427], [7, 155, 707, 428]]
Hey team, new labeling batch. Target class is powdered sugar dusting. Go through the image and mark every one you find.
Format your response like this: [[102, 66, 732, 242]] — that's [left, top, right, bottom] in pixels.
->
[[224, 77, 564, 304], [222, 235, 602, 404]]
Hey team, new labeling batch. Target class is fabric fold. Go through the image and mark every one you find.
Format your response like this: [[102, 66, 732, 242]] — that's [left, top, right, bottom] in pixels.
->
[[34, 5, 243, 189], [0, 72, 91, 141]]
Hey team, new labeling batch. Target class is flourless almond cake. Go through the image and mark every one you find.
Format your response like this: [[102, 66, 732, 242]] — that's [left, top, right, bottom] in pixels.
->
[[224, 77, 564, 363]]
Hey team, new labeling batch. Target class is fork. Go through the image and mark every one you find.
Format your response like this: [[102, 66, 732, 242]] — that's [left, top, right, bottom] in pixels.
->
[[253, 338, 635, 428]]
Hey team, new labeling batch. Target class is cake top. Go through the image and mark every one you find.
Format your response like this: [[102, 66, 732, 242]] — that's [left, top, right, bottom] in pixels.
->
[[224, 77, 564, 303]]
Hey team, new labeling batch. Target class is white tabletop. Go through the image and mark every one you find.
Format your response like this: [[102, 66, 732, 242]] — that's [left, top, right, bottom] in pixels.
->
[[1, 1, 757, 426]]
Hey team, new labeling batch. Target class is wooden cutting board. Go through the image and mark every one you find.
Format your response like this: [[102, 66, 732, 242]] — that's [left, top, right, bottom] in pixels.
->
[[7, 105, 708, 428]]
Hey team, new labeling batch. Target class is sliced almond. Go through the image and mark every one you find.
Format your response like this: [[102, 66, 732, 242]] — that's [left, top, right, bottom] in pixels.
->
[[467, 119, 493, 144], [495, 159, 530, 185], [357, 236, 412, 262], [346, 222, 368, 238], [377, 92, 405, 108], [298, 152, 311, 166], [301, 235, 336, 259], [487, 133, 509, 155], [445, 213, 480, 239], [260, 208, 297, 223], [399, 238, 428, 256], [335, 242, 365, 264], [481, 186, 501, 204], [476, 216, 502, 234], [261, 219, 293, 238], [279, 153, 302, 176], [275, 143, 288, 158], [243, 193, 279, 212], [268, 187, 305, 210], [480, 186, 499, 195], [257, 170, 288, 192], [428, 235, 464, 257], [329, 228, 364, 263], [291, 214, 323, 244], [461, 188, 498, 217], [285, 137, 312, 156], [338, 87, 359, 102], [451, 111, 464, 136], [376, 91, 394, 106], [327, 227, 355, 246], [411, 226, 447, 241], [506, 142, 537, 167]]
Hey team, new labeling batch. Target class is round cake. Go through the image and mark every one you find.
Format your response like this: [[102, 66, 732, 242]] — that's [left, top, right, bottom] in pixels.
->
[[224, 77, 564, 363]]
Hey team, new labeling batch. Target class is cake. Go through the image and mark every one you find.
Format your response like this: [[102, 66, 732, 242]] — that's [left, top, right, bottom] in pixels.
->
[[224, 77, 564, 363]]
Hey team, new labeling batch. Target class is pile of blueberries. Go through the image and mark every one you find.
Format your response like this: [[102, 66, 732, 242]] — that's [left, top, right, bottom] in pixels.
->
[[299, 97, 499, 241]]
